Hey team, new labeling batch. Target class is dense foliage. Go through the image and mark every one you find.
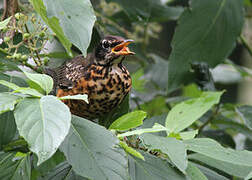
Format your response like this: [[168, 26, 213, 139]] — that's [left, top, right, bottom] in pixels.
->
[[0, 0, 252, 179]]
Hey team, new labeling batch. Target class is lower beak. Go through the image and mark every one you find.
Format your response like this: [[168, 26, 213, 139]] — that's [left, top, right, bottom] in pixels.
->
[[112, 39, 135, 55]]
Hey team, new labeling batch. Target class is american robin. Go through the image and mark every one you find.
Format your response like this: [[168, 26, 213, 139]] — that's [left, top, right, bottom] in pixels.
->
[[46, 35, 135, 119]]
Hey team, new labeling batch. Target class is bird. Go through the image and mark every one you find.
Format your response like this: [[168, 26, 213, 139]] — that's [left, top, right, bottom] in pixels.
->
[[45, 35, 135, 120]]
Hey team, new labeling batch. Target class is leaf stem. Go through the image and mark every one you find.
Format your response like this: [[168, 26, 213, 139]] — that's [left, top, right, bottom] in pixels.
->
[[240, 35, 252, 57]]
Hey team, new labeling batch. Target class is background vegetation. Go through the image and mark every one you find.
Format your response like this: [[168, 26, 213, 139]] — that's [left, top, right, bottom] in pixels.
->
[[0, 0, 252, 179]]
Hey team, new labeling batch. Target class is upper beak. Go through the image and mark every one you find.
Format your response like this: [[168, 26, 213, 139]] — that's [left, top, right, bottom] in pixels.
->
[[112, 39, 135, 55]]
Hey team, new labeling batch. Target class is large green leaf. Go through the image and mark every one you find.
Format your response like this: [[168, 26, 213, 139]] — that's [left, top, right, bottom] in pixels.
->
[[29, 0, 72, 56], [0, 73, 27, 93], [147, 54, 169, 90], [0, 93, 21, 114], [40, 161, 88, 180], [14, 96, 71, 165], [184, 138, 252, 167], [128, 151, 186, 180], [168, 0, 244, 90], [245, 171, 252, 180], [189, 153, 252, 178], [109, 110, 147, 131], [186, 162, 207, 180], [190, 162, 229, 180], [165, 91, 223, 133], [43, 0, 96, 56], [33, 151, 65, 177], [107, 0, 183, 22], [0, 80, 43, 97], [141, 134, 187, 173], [23, 71, 53, 95], [236, 105, 252, 130], [60, 116, 129, 180], [0, 112, 16, 149], [0, 152, 31, 180]]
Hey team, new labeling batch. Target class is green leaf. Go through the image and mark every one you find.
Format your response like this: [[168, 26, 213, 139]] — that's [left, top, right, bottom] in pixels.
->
[[182, 83, 202, 98], [0, 80, 20, 91], [140, 96, 170, 117], [109, 111, 147, 131], [0, 112, 16, 149], [0, 73, 27, 93], [201, 130, 235, 148], [118, 123, 167, 138], [39, 161, 88, 180], [131, 69, 146, 92], [58, 94, 88, 103], [189, 153, 252, 178], [236, 105, 252, 130], [184, 138, 252, 167], [23, 71, 53, 95], [245, 171, 252, 180], [43, 0, 96, 57], [141, 134, 187, 173], [14, 88, 44, 97], [129, 151, 186, 180], [119, 141, 144, 160], [29, 0, 72, 56], [0, 152, 31, 180], [108, 0, 183, 22], [165, 91, 223, 133], [148, 54, 169, 90], [168, 0, 244, 90], [212, 116, 252, 141], [0, 16, 11, 30], [33, 151, 65, 177], [179, 130, 198, 140], [141, 114, 167, 137], [60, 116, 129, 180], [0, 80, 43, 97], [14, 96, 71, 165], [186, 162, 207, 180], [99, 94, 129, 128], [191, 162, 229, 180], [27, 80, 46, 95], [0, 93, 20, 114]]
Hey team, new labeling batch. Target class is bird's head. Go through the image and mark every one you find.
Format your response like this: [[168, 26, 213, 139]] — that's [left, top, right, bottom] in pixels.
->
[[94, 35, 135, 65]]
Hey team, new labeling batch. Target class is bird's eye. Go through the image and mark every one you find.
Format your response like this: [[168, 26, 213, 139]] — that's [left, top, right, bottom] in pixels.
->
[[102, 40, 110, 49]]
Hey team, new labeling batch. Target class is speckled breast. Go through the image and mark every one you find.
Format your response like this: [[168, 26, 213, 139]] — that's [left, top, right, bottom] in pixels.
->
[[57, 63, 131, 119]]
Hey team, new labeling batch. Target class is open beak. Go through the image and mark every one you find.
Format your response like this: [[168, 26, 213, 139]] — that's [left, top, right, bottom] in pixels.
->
[[112, 39, 135, 55]]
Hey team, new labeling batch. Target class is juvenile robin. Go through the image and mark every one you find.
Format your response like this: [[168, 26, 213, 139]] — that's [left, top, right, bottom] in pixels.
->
[[46, 35, 135, 119]]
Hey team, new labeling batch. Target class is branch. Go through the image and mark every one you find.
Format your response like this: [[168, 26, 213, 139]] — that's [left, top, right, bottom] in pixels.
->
[[24, 24, 42, 66], [240, 35, 252, 57]]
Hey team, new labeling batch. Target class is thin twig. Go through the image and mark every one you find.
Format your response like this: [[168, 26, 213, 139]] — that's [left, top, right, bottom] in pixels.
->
[[240, 35, 252, 57], [24, 24, 42, 66]]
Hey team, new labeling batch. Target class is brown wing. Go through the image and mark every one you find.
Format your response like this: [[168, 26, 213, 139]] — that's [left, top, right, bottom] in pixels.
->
[[55, 54, 93, 90]]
